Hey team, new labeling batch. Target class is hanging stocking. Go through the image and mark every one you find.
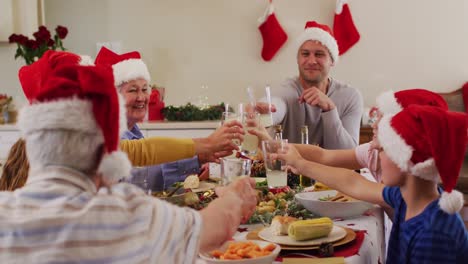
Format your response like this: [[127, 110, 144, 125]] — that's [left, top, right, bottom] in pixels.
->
[[333, 0, 360, 55], [258, 0, 288, 61]]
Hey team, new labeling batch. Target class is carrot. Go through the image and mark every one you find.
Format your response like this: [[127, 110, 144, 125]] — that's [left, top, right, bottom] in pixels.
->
[[210, 241, 275, 259]]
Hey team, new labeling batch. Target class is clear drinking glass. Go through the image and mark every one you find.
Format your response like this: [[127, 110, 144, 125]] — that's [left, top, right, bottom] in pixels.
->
[[260, 85, 274, 128], [221, 111, 240, 146], [262, 139, 288, 188], [240, 112, 260, 156], [220, 157, 252, 186]]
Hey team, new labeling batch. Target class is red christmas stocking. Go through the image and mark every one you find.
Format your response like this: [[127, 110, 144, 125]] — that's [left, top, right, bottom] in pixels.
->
[[258, 0, 288, 61], [333, 0, 360, 55]]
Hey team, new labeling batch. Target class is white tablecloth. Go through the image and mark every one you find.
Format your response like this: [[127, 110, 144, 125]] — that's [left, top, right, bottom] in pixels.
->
[[198, 206, 386, 264]]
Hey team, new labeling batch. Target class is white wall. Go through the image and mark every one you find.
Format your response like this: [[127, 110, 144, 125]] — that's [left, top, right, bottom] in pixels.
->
[[1, 0, 467, 110]]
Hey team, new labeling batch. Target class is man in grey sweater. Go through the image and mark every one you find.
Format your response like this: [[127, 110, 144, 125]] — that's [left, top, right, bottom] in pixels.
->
[[260, 21, 363, 149]]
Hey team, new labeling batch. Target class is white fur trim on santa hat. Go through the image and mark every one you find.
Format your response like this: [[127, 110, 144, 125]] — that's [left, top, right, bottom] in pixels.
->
[[296, 27, 339, 63], [376, 90, 402, 115], [439, 190, 464, 214], [410, 158, 440, 183], [98, 151, 132, 184], [377, 115, 412, 172], [18, 97, 99, 137], [79, 55, 95, 66], [113, 59, 150, 87], [117, 93, 128, 136]]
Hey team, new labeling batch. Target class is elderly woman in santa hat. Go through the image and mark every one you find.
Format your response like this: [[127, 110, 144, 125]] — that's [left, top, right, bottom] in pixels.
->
[[95, 47, 244, 191], [275, 105, 468, 263], [0, 50, 257, 263]]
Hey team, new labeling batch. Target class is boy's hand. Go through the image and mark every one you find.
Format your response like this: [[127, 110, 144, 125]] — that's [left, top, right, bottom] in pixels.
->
[[273, 144, 304, 174]]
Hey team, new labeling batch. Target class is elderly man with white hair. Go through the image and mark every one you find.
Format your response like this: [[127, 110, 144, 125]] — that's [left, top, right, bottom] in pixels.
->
[[0, 50, 257, 263]]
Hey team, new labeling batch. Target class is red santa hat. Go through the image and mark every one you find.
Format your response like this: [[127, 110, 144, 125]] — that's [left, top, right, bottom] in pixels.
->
[[376, 89, 448, 115], [94, 46, 150, 86], [296, 21, 339, 63], [17, 50, 131, 183], [378, 105, 467, 214]]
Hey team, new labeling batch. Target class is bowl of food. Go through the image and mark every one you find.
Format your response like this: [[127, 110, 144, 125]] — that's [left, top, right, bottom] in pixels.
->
[[199, 240, 280, 264], [295, 190, 374, 219]]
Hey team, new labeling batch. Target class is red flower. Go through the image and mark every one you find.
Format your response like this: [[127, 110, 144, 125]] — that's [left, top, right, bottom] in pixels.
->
[[16, 35, 29, 45], [55, 25, 68, 39], [33, 26, 51, 43], [26, 40, 39, 50], [8, 34, 18, 43], [9, 25, 68, 65]]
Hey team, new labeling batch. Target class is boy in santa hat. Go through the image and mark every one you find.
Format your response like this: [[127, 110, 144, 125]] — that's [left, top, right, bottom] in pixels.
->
[[275, 105, 468, 263], [0, 50, 257, 263]]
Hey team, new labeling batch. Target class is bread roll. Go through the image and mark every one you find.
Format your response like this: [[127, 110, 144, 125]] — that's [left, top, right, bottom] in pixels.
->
[[270, 216, 297, 235]]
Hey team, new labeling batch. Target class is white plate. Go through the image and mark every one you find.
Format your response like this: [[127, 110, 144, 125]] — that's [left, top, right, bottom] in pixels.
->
[[258, 225, 346, 246], [191, 181, 216, 192], [199, 240, 281, 264]]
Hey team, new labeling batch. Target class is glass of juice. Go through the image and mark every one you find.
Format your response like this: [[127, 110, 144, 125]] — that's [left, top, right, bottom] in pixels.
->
[[261, 139, 288, 188]]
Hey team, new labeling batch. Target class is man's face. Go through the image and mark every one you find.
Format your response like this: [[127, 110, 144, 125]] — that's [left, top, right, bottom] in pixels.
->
[[119, 78, 149, 127], [297, 40, 334, 85]]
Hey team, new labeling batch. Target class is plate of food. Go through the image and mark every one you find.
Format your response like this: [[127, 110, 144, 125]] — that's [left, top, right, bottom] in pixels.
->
[[199, 240, 280, 264], [257, 216, 347, 246], [295, 190, 374, 219], [183, 175, 216, 192]]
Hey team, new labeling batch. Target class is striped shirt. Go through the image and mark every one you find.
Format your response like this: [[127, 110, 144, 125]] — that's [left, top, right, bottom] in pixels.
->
[[0, 166, 202, 264], [383, 186, 468, 263]]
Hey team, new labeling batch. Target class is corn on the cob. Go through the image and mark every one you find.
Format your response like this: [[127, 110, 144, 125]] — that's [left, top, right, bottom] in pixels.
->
[[287, 217, 333, 241]]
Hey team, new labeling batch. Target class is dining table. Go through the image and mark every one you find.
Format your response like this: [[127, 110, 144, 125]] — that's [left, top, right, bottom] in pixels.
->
[[198, 170, 388, 263]]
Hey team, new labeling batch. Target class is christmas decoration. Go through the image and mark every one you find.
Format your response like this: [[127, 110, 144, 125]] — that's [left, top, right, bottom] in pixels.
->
[[162, 103, 232, 121], [333, 0, 360, 55], [9, 25, 68, 65], [258, 0, 288, 61]]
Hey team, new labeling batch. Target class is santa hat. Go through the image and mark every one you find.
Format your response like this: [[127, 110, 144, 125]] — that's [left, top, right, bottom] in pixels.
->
[[17, 50, 131, 183], [296, 21, 339, 63], [94, 46, 150, 87], [378, 105, 467, 214], [376, 89, 448, 115]]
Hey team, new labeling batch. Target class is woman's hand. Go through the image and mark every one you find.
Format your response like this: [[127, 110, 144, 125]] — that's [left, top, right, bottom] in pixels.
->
[[247, 125, 273, 147], [215, 177, 257, 223], [193, 120, 244, 155]]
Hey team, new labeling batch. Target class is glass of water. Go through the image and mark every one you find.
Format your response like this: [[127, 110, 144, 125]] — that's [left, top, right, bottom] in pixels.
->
[[220, 157, 252, 186], [261, 139, 288, 188]]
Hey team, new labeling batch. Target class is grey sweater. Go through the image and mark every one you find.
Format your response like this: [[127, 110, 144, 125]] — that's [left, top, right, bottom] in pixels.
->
[[271, 77, 363, 149]]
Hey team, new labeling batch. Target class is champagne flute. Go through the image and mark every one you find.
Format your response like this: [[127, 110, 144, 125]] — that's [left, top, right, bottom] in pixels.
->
[[240, 111, 260, 157]]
